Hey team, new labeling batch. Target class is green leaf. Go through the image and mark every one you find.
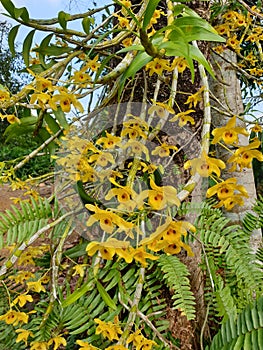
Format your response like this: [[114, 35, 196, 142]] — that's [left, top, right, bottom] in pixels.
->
[[19, 6, 29, 22], [58, 11, 71, 30], [38, 127, 57, 155], [117, 45, 145, 54], [8, 24, 20, 57], [169, 26, 225, 43], [119, 51, 152, 95], [142, 0, 161, 30], [96, 279, 117, 310], [22, 29, 35, 67], [173, 16, 220, 35], [189, 44, 215, 78], [4, 116, 38, 141], [61, 281, 93, 307], [173, 4, 186, 16], [1, 0, 15, 17], [34, 44, 73, 57], [14, 6, 29, 21], [82, 17, 91, 34], [158, 40, 194, 78], [44, 113, 61, 134], [53, 108, 69, 130]]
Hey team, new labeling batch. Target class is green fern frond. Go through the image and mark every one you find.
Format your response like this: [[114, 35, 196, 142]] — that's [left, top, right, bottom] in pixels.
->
[[158, 254, 196, 321], [207, 296, 263, 350], [199, 216, 262, 296], [0, 196, 52, 248], [243, 195, 263, 233], [256, 247, 263, 267]]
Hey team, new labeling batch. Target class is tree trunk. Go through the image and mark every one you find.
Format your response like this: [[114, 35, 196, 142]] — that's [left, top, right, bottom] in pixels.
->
[[209, 49, 262, 251]]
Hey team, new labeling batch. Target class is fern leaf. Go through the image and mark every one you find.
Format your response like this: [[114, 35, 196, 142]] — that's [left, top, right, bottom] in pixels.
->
[[158, 254, 196, 321], [207, 296, 263, 350]]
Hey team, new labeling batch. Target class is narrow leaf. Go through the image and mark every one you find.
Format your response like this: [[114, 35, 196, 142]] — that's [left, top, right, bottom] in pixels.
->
[[22, 29, 35, 67], [142, 0, 161, 30], [8, 24, 20, 56], [44, 113, 60, 134], [1, 0, 15, 17], [119, 51, 152, 95], [33, 44, 73, 56], [96, 279, 117, 310], [19, 6, 29, 22], [53, 108, 69, 130], [82, 17, 91, 34], [189, 44, 215, 78], [61, 281, 93, 307]]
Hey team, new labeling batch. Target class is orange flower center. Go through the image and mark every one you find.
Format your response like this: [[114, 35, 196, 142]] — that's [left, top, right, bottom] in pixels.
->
[[154, 193, 163, 202], [201, 163, 210, 170]]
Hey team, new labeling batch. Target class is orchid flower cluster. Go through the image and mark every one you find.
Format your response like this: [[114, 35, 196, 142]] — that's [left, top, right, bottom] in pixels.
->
[[214, 7, 263, 81], [56, 104, 198, 267]]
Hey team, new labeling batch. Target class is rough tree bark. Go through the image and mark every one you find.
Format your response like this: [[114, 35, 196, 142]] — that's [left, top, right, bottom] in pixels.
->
[[209, 49, 262, 252]]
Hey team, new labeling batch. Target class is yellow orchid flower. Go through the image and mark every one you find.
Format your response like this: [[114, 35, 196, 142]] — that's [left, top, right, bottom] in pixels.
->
[[114, 14, 131, 29], [9, 271, 35, 283], [215, 23, 231, 37], [30, 341, 49, 350], [85, 205, 133, 233], [164, 241, 194, 256], [132, 246, 159, 267], [26, 280, 46, 293], [76, 339, 98, 350], [50, 92, 84, 113], [48, 336, 67, 350], [72, 70, 91, 87], [162, 221, 196, 244], [141, 217, 195, 255], [215, 194, 245, 211], [122, 140, 149, 159], [227, 139, 263, 171], [35, 77, 53, 92], [212, 116, 249, 145], [149, 9, 165, 26], [86, 238, 132, 261], [123, 116, 149, 131], [0, 89, 10, 102], [184, 151, 226, 177], [121, 125, 147, 139], [184, 86, 204, 108], [72, 264, 88, 277], [0, 310, 29, 326], [84, 54, 100, 72], [122, 37, 133, 47], [169, 109, 195, 126], [105, 182, 136, 203], [137, 178, 180, 210], [206, 177, 248, 201], [6, 114, 21, 124], [151, 143, 178, 157], [12, 293, 33, 308], [94, 318, 123, 341], [227, 35, 240, 50], [96, 131, 121, 148], [170, 57, 189, 73], [16, 328, 33, 346], [88, 151, 115, 167], [145, 57, 170, 76], [250, 123, 262, 133], [149, 100, 175, 118]]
